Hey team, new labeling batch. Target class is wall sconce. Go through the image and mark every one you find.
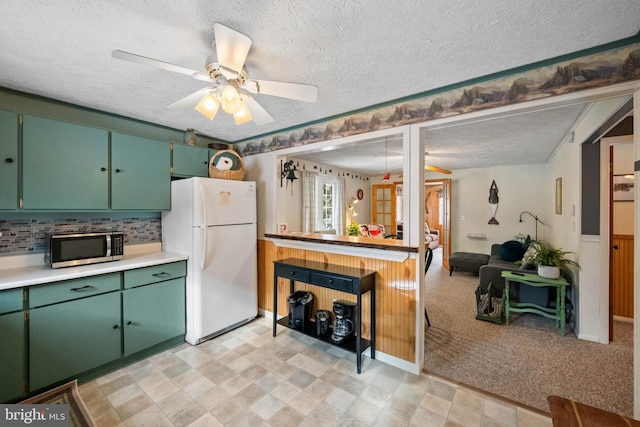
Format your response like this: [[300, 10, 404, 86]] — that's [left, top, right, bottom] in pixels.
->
[[348, 197, 359, 217], [280, 159, 298, 187]]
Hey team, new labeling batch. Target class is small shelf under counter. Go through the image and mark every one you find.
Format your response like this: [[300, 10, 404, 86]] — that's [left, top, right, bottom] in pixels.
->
[[272, 257, 376, 374]]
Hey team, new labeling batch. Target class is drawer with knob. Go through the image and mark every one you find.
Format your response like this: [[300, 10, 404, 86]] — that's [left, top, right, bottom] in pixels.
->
[[29, 273, 121, 308], [310, 272, 353, 293], [274, 264, 310, 283], [124, 261, 187, 289]]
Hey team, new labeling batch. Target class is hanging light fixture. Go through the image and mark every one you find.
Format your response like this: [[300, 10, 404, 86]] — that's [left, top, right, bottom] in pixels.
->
[[194, 93, 220, 120], [220, 85, 243, 114], [382, 137, 390, 181], [233, 94, 253, 124]]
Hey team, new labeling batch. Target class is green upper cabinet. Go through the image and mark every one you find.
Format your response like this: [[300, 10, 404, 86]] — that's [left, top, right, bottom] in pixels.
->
[[172, 144, 210, 178], [22, 115, 109, 210], [0, 110, 19, 210], [111, 132, 171, 210]]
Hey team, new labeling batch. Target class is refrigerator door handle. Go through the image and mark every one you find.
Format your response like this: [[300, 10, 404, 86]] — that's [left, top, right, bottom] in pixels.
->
[[200, 185, 208, 270]]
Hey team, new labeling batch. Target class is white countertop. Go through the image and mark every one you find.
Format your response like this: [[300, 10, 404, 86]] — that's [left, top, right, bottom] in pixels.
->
[[0, 245, 189, 291]]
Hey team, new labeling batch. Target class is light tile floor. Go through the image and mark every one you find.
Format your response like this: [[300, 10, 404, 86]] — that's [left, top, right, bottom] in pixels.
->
[[78, 317, 552, 426]]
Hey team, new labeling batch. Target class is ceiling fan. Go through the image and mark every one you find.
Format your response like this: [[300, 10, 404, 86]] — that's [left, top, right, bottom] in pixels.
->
[[112, 23, 318, 125]]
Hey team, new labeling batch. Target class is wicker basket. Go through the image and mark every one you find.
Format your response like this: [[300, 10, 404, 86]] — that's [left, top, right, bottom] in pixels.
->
[[209, 149, 245, 181]]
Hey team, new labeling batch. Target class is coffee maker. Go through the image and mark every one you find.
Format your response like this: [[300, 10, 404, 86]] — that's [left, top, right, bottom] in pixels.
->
[[331, 300, 356, 344]]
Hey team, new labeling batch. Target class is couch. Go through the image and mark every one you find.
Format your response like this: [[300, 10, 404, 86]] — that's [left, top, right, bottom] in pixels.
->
[[478, 243, 550, 306]]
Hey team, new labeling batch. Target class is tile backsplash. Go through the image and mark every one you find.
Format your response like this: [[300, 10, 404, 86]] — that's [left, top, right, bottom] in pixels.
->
[[0, 213, 162, 255]]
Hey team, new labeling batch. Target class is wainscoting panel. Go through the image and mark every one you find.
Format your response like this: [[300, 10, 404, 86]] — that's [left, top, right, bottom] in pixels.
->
[[612, 234, 634, 319], [258, 239, 417, 362]]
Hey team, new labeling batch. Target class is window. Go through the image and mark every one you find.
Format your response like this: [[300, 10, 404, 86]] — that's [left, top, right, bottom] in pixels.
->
[[316, 174, 339, 231]]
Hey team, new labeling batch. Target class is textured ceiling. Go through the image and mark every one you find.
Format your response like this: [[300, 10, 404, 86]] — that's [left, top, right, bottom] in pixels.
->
[[0, 1, 638, 175], [293, 103, 587, 175], [0, 0, 638, 148]]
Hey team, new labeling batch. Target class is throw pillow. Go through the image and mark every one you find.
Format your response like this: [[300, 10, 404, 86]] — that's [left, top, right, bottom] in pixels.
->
[[358, 224, 371, 237], [519, 244, 538, 270], [368, 224, 385, 238], [500, 240, 525, 262]]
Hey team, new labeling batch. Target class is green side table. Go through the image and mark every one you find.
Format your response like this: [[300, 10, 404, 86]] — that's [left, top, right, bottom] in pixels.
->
[[501, 271, 569, 335]]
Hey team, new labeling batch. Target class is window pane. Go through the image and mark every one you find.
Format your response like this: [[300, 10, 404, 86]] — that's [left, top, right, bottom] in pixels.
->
[[321, 182, 334, 229]]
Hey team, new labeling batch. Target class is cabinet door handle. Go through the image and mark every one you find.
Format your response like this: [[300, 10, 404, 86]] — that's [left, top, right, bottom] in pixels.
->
[[613, 245, 619, 250], [126, 321, 133, 325], [152, 272, 171, 278], [290, 271, 296, 276], [100, 167, 107, 172], [112, 324, 119, 330], [70, 285, 94, 292], [4, 158, 14, 163], [115, 168, 122, 173]]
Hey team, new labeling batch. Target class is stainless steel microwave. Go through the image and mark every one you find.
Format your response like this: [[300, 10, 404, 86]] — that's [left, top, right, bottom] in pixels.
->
[[44, 232, 124, 268]]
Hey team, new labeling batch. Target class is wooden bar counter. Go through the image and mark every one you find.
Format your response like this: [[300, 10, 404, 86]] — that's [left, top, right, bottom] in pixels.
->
[[260, 232, 421, 368]]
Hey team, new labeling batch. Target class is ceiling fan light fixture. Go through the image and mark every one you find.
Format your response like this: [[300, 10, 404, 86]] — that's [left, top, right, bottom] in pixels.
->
[[233, 101, 253, 124], [220, 84, 242, 114], [195, 93, 220, 120]]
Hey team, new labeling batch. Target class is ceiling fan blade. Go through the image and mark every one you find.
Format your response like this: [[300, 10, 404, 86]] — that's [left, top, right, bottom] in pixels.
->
[[213, 23, 252, 76], [425, 165, 452, 174], [242, 94, 274, 125], [167, 88, 213, 109], [112, 49, 200, 77], [244, 79, 317, 103]]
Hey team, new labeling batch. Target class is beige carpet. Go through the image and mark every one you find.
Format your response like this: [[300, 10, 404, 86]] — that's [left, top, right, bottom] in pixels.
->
[[423, 249, 634, 417], [20, 380, 96, 427]]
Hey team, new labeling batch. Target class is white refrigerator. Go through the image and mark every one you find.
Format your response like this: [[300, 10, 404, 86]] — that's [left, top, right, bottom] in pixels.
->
[[162, 177, 257, 345]]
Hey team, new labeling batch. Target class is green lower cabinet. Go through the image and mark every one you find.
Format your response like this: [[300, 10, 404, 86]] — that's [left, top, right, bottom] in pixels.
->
[[123, 278, 186, 357], [29, 292, 121, 392], [0, 311, 25, 402]]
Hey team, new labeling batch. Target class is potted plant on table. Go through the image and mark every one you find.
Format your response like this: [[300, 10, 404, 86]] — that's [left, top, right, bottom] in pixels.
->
[[346, 222, 360, 236], [525, 240, 580, 279]]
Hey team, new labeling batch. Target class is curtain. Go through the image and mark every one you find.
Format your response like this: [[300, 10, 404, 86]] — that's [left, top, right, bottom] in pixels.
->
[[302, 170, 317, 232], [335, 175, 346, 235]]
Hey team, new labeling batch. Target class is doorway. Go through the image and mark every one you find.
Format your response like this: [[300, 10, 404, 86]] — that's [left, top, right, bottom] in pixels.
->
[[425, 179, 451, 270], [605, 134, 635, 341]]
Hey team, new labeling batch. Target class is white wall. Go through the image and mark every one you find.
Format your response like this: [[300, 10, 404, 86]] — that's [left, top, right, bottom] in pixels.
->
[[243, 152, 372, 236], [425, 164, 547, 254]]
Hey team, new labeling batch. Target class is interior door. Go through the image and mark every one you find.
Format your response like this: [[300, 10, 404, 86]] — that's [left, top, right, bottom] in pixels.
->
[[425, 179, 452, 270], [372, 184, 396, 235]]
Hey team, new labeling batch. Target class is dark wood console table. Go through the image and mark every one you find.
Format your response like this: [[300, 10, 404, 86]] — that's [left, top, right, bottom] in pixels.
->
[[272, 258, 376, 373]]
